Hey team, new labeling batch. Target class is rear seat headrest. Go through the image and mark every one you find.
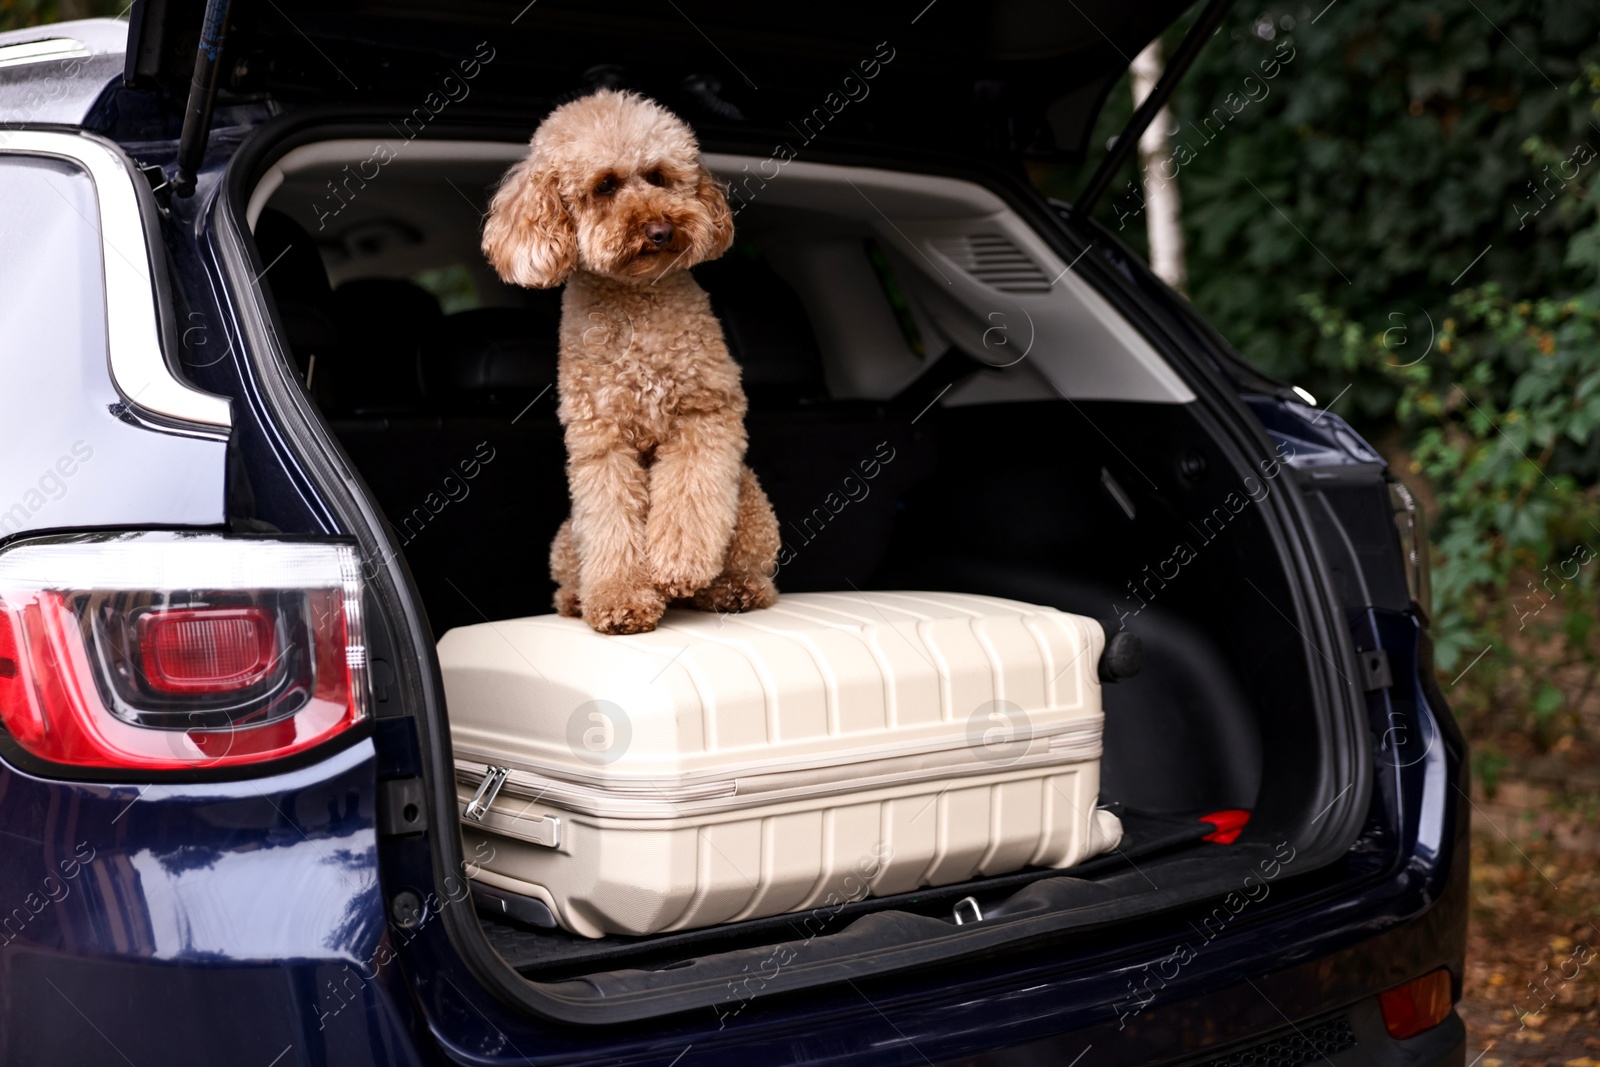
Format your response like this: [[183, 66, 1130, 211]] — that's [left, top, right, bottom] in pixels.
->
[[255, 209, 333, 306], [329, 278, 443, 415], [423, 307, 559, 415], [333, 277, 443, 324], [253, 209, 336, 371], [694, 257, 827, 404]]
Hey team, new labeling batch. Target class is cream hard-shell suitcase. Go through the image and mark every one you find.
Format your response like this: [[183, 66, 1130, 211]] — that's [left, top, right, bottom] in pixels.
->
[[441, 591, 1124, 938]]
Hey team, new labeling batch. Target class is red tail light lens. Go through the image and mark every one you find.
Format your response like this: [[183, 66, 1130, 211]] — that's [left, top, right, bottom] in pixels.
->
[[1378, 969, 1453, 1039], [0, 607, 39, 746], [0, 534, 368, 772], [140, 607, 278, 694]]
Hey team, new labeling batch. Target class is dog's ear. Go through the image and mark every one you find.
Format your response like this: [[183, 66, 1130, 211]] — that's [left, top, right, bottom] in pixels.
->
[[693, 166, 736, 261], [482, 157, 577, 288]]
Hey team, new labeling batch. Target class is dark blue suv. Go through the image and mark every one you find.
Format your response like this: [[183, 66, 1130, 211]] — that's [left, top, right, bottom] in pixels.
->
[[0, 3, 1466, 1064]]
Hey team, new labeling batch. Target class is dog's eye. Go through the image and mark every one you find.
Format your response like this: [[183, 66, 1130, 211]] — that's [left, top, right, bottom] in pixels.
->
[[594, 176, 617, 196], [643, 169, 667, 188]]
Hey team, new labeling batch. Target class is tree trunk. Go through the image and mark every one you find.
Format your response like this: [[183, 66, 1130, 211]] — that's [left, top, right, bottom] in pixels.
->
[[1130, 39, 1188, 294]]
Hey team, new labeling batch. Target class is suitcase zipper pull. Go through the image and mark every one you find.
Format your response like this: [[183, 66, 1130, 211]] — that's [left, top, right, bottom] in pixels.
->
[[465, 765, 510, 821]]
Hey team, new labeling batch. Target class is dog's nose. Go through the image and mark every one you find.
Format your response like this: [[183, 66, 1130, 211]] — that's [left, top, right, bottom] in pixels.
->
[[645, 221, 674, 247]]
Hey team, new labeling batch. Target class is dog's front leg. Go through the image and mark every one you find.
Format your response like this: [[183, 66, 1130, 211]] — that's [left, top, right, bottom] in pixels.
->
[[567, 426, 664, 634], [646, 411, 743, 600]]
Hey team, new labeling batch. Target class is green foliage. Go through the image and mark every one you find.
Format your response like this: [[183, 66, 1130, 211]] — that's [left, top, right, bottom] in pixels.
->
[[1304, 284, 1600, 735], [1296, 45, 1600, 741], [412, 265, 481, 316], [1472, 746, 1510, 798], [0, 0, 57, 30], [0, 0, 126, 32], [1034, 2, 1600, 742], [1040, 0, 1600, 411]]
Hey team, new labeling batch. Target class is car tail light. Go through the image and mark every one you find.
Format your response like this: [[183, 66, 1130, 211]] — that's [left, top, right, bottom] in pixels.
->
[[0, 533, 368, 771], [140, 607, 278, 693], [1388, 477, 1432, 619], [1378, 969, 1453, 1039]]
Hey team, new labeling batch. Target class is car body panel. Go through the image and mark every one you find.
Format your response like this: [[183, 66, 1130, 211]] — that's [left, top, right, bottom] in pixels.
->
[[0, 128, 229, 536], [0, 739, 429, 1067], [0, 18, 125, 127]]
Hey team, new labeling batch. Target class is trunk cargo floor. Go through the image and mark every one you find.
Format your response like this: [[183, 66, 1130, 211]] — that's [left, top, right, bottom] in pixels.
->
[[479, 808, 1215, 977]]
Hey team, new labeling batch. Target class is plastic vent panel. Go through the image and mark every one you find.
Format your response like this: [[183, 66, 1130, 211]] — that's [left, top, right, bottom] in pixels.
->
[[932, 233, 1053, 293], [1196, 1015, 1358, 1067]]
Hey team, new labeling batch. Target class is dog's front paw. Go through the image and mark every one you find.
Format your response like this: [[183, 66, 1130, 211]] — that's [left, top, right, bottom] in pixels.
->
[[656, 575, 712, 601], [583, 583, 665, 635], [647, 528, 725, 601], [691, 574, 778, 615], [554, 586, 583, 618], [651, 554, 724, 602]]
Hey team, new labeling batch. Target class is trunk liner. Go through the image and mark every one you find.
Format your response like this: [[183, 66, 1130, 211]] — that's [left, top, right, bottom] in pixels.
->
[[480, 808, 1213, 977]]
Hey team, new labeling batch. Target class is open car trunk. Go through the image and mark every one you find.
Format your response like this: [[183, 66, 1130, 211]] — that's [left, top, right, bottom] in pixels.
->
[[222, 127, 1369, 1020]]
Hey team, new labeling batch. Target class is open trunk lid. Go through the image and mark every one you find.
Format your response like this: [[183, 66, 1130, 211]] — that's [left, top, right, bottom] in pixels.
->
[[127, 0, 1194, 166]]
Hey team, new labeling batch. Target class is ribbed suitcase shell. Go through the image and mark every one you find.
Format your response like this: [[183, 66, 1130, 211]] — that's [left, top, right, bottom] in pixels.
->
[[442, 591, 1123, 938]]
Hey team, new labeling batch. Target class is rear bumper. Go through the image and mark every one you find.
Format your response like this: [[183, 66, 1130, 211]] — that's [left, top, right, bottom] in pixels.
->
[[1188, 1005, 1465, 1067], [940, 984, 1467, 1067], [1188, 1002, 1465, 1067], [1064, 1000, 1466, 1067], [425, 818, 1469, 1065]]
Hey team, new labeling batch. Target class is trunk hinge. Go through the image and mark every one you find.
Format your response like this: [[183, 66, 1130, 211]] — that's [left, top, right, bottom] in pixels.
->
[[173, 0, 232, 197], [1073, 0, 1238, 217]]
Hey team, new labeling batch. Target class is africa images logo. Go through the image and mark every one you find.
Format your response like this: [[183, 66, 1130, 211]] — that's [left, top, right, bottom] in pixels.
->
[[967, 699, 1033, 766], [566, 700, 632, 766]]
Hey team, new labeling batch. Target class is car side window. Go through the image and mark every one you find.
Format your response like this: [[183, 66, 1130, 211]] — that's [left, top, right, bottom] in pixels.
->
[[0, 156, 109, 398]]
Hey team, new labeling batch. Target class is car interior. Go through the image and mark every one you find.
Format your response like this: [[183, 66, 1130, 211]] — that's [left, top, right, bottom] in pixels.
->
[[249, 138, 1324, 983]]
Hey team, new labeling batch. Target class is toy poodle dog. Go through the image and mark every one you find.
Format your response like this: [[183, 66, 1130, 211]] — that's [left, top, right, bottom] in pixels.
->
[[482, 89, 780, 635]]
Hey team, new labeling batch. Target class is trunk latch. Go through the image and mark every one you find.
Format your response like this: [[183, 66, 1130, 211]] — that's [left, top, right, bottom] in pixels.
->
[[1359, 648, 1394, 692]]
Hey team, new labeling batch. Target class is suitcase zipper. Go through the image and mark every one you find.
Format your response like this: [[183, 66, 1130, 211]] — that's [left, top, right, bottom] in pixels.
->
[[465, 764, 740, 807], [454, 718, 1101, 800], [464, 765, 509, 820], [462, 765, 563, 848], [455, 716, 1103, 820]]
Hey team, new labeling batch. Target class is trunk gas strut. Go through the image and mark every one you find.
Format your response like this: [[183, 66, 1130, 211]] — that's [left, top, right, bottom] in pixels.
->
[[1073, 0, 1237, 217], [173, 0, 232, 197]]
